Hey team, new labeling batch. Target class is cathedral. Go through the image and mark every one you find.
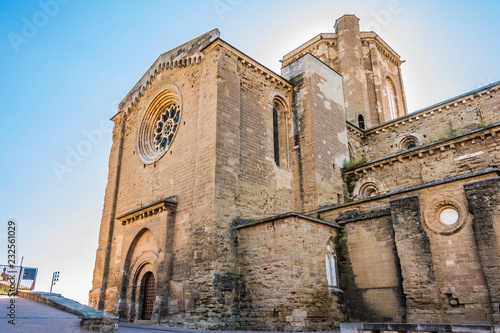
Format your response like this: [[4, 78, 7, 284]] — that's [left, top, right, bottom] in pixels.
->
[[89, 15, 500, 330]]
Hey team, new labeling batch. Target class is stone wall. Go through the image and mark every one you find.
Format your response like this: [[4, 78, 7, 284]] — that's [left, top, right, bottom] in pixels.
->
[[346, 122, 500, 197], [236, 215, 344, 331], [318, 169, 500, 324], [282, 53, 349, 211], [464, 177, 500, 324], [351, 84, 500, 162], [336, 215, 405, 322], [90, 44, 221, 320], [226, 46, 294, 219]]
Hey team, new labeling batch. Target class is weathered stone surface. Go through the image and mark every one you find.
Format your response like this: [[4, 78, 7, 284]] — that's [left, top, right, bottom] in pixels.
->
[[390, 195, 443, 323], [464, 177, 500, 324], [340, 322, 500, 333], [282, 52, 348, 211], [19, 291, 118, 333], [89, 14, 500, 331], [336, 214, 406, 322], [236, 215, 344, 331]]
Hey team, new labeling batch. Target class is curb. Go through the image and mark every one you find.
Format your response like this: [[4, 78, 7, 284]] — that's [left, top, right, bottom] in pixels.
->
[[17, 290, 118, 333]]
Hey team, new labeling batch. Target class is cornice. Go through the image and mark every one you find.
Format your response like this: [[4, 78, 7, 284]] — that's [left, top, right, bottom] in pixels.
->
[[117, 29, 220, 117], [318, 167, 499, 215], [363, 82, 500, 137], [202, 38, 293, 91], [282, 33, 338, 62], [346, 121, 366, 139], [119, 53, 205, 117], [360, 32, 403, 66], [234, 212, 340, 230], [281, 34, 338, 67], [343, 123, 500, 176], [117, 196, 178, 225]]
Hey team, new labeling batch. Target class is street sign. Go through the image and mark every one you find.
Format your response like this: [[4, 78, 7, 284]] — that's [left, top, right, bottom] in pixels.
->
[[23, 268, 36, 280]]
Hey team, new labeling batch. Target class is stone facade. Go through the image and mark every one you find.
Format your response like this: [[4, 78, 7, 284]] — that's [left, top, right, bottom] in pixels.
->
[[90, 15, 500, 330]]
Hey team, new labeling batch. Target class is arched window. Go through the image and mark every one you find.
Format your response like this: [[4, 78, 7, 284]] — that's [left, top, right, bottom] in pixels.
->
[[272, 97, 290, 169], [386, 78, 398, 120], [348, 142, 354, 162], [352, 176, 387, 199], [325, 239, 338, 288], [359, 182, 379, 198], [400, 135, 418, 151], [273, 106, 280, 166], [358, 114, 365, 130]]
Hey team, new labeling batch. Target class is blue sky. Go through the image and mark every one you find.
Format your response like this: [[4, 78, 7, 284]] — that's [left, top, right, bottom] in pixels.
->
[[1, 0, 499, 305]]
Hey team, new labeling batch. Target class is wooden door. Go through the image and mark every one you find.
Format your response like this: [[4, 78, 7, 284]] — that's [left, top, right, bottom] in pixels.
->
[[141, 273, 155, 320]]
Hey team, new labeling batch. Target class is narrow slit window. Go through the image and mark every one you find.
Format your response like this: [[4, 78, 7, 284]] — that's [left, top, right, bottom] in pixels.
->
[[273, 106, 280, 166], [386, 78, 398, 120], [358, 114, 365, 130], [326, 239, 338, 288]]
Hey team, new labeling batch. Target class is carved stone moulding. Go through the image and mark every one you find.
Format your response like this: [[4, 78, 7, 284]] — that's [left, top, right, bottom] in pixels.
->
[[136, 86, 182, 165], [423, 195, 471, 235]]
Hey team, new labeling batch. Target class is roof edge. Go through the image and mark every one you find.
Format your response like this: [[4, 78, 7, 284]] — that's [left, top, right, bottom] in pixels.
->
[[117, 29, 220, 115], [234, 212, 340, 230]]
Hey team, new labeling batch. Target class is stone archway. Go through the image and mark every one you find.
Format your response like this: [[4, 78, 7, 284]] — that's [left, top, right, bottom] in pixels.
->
[[116, 228, 159, 321]]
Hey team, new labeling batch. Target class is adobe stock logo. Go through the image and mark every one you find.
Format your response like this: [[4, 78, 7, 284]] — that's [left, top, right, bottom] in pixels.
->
[[7, 0, 71, 54], [363, 0, 407, 33], [52, 119, 113, 182], [213, 0, 244, 21]]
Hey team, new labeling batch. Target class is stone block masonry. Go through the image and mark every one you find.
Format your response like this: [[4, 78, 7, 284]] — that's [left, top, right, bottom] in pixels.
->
[[389, 195, 443, 323], [464, 177, 500, 324], [236, 215, 344, 331], [89, 14, 500, 331]]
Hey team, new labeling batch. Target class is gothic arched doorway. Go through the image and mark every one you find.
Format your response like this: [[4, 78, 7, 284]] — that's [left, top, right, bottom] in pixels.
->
[[141, 272, 155, 320]]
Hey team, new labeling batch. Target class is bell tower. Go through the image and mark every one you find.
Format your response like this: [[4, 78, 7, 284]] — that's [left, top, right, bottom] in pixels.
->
[[335, 15, 373, 128], [282, 14, 408, 129]]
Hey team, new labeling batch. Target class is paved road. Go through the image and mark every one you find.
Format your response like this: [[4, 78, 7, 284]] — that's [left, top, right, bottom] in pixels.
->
[[0, 295, 91, 332]]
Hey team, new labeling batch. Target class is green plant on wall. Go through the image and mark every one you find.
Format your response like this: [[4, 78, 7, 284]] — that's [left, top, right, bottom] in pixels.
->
[[343, 172, 362, 196], [343, 156, 367, 170], [341, 156, 366, 199]]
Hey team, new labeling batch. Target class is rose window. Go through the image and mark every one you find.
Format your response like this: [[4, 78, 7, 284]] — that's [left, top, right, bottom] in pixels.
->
[[154, 104, 180, 152], [136, 87, 182, 164]]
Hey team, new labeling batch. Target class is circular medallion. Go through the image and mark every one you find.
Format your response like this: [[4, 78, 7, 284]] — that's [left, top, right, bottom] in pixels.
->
[[423, 195, 469, 235]]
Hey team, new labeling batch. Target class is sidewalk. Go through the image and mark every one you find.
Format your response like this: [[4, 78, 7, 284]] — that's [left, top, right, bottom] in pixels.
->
[[0, 295, 92, 332]]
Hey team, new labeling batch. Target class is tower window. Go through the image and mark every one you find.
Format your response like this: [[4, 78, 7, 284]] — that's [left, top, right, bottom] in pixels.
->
[[358, 114, 365, 130], [386, 78, 398, 120]]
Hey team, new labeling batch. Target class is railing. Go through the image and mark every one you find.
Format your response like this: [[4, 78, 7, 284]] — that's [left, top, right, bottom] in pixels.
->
[[340, 322, 500, 333], [0, 264, 38, 292]]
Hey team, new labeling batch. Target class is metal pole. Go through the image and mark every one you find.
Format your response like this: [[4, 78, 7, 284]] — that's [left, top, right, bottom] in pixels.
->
[[15, 256, 24, 295], [50, 272, 54, 293]]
